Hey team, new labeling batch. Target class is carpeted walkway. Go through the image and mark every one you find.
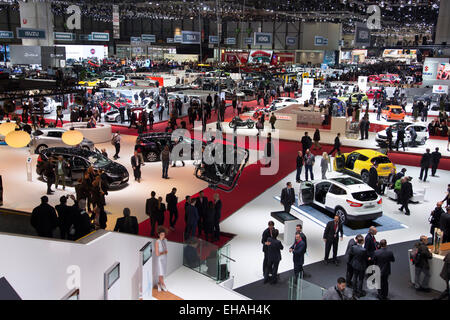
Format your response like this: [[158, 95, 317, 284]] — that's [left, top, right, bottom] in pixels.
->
[[234, 238, 443, 300]]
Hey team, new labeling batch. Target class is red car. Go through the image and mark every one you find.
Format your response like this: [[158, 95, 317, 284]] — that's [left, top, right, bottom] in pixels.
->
[[368, 75, 380, 83]]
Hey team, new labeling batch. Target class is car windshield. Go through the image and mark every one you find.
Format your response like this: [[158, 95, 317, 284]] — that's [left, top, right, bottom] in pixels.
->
[[371, 156, 391, 165], [87, 153, 111, 168], [331, 177, 363, 185]]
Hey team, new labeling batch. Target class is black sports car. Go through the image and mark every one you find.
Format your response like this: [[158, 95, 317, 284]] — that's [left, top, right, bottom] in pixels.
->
[[36, 147, 129, 189], [229, 116, 255, 129]]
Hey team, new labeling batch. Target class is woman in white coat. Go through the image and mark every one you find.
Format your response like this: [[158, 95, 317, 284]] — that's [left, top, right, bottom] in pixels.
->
[[321, 152, 330, 180], [155, 226, 168, 291]]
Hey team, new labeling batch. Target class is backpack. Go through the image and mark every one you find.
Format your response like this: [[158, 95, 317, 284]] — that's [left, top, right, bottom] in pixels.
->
[[410, 246, 421, 265]]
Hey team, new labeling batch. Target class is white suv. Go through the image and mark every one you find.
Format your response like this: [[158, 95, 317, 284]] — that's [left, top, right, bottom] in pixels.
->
[[299, 175, 383, 224], [376, 122, 429, 147]]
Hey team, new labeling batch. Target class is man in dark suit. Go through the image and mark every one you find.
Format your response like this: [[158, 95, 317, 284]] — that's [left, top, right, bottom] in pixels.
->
[[72, 199, 92, 240], [280, 182, 295, 213], [368, 163, 379, 193], [55, 195, 74, 240], [31, 196, 58, 238], [264, 229, 284, 284], [399, 177, 413, 216], [364, 226, 379, 264], [348, 236, 368, 298], [373, 239, 395, 300], [166, 187, 178, 231], [396, 126, 406, 151], [186, 198, 199, 239], [213, 193, 222, 242], [261, 221, 275, 275], [114, 207, 139, 234], [323, 215, 344, 265], [431, 147, 441, 177], [419, 148, 431, 182], [345, 234, 363, 287], [145, 191, 159, 236], [131, 150, 143, 182], [290, 231, 306, 280], [195, 191, 208, 237], [328, 133, 341, 156], [440, 206, 450, 243], [300, 132, 312, 155]]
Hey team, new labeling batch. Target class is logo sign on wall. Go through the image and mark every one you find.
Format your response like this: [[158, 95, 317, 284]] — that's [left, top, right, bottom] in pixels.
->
[[174, 35, 182, 43], [244, 37, 253, 45], [358, 76, 368, 92], [16, 28, 46, 39], [254, 32, 272, 46], [209, 36, 219, 44], [181, 31, 201, 44], [130, 37, 141, 44], [225, 38, 236, 45], [166, 38, 174, 43], [302, 78, 314, 99], [141, 34, 156, 43], [54, 32, 75, 41], [433, 85, 448, 94], [314, 36, 328, 46], [286, 36, 297, 46], [91, 32, 109, 41], [0, 31, 14, 39]]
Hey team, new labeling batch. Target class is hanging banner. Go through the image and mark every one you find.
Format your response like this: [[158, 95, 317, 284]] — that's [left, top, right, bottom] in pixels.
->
[[174, 35, 182, 43], [0, 31, 14, 39], [54, 32, 75, 41], [314, 36, 328, 46], [358, 76, 368, 92], [112, 5, 120, 40], [91, 32, 109, 41], [209, 36, 219, 44], [181, 31, 201, 44], [225, 38, 236, 45], [244, 37, 253, 45], [433, 85, 448, 94], [167, 38, 174, 43], [302, 78, 314, 99], [254, 32, 272, 46], [16, 28, 46, 39], [286, 36, 297, 46], [354, 22, 370, 47], [141, 34, 156, 43]]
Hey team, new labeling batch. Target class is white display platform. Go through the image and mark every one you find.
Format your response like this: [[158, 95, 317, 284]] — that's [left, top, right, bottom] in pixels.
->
[[386, 188, 425, 203], [330, 116, 347, 134], [408, 249, 447, 292], [63, 122, 112, 144]]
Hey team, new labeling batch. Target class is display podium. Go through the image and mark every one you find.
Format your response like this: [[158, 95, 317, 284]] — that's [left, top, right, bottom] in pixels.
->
[[270, 211, 303, 246]]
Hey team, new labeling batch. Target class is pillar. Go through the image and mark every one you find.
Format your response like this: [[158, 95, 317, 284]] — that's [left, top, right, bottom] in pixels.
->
[[19, 1, 54, 46]]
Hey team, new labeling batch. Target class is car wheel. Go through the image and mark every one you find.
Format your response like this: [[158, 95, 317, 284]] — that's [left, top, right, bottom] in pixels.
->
[[36, 144, 48, 154], [229, 122, 235, 129], [420, 137, 426, 145], [146, 151, 158, 162], [82, 145, 91, 151], [41, 174, 48, 183], [335, 207, 348, 224], [360, 170, 370, 184], [247, 122, 254, 129], [115, 115, 120, 122]]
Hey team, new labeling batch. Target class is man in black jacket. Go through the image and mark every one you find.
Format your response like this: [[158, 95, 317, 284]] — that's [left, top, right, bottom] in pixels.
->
[[280, 182, 295, 213], [328, 133, 341, 156], [431, 147, 442, 177], [114, 207, 139, 235], [264, 229, 284, 284], [368, 163, 379, 193], [348, 236, 368, 298], [323, 215, 344, 265], [261, 221, 275, 275], [440, 206, 450, 243], [213, 193, 222, 242], [195, 191, 208, 237], [290, 231, 307, 281], [430, 202, 445, 243], [131, 150, 143, 182], [55, 196, 74, 240], [419, 148, 431, 182], [399, 177, 413, 215], [31, 196, 58, 238], [374, 239, 395, 300], [72, 199, 92, 240], [413, 235, 433, 292], [345, 234, 363, 287], [396, 126, 406, 151], [364, 226, 379, 264], [166, 188, 178, 231], [295, 151, 303, 183], [300, 132, 312, 155], [145, 191, 159, 236], [386, 126, 393, 150]]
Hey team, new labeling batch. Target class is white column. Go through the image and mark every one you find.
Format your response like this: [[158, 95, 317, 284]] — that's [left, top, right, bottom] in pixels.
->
[[435, 0, 450, 45], [19, 1, 54, 46]]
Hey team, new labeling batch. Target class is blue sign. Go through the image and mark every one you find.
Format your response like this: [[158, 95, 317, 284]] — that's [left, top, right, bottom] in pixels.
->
[[91, 32, 109, 41], [141, 34, 156, 43], [181, 31, 201, 44], [286, 36, 297, 46], [225, 38, 236, 45], [174, 35, 182, 43], [130, 36, 141, 44], [54, 32, 75, 41], [167, 38, 174, 43], [209, 36, 219, 44], [0, 31, 13, 39], [314, 36, 328, 46], [244, 37, 253, 45], [16, 28, 46, 39], [254, 32, 272, 46]]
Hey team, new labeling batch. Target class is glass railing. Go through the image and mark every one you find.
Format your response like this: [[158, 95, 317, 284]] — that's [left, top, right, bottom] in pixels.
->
[[182, 236, 231, 283], [288, 273, 326, 300]]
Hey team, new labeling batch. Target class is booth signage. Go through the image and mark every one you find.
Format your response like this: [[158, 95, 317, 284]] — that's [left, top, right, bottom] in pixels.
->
[[130, 36, 141, 44], [225, 37, 236, 45], [174, 35, 182, 43], [286, 36, 297, 46], [0, 31, 13, 39], [16, 28, 46, 39], [433, 85, 448, 94], [181, 31, 201, 44], [254, 32, 272, 45], [358, 76, 368, 92], [10, 45, 41, 65], [314, 36, 328, 46], [354, 22, 370, 47], [167, 38, 174, 43], [209, 36, 219, 44], [141, 34, 156, 43], [54, 32, 75, 41], [91, 32, 109, 41], [79, 34, 90, 41], [244, 37, 253, 45], [112, 5, 120, 39], [302, 78, 314, 99]]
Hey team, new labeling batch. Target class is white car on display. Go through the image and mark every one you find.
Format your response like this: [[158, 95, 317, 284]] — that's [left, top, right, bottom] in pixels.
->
[[30, 97, 61, 115], [375, 122, 429, 147], [271, 97, 301, 109], [29, 128, 95, 154], [299, 176, 383, 224], [101, 77, 122, 88]]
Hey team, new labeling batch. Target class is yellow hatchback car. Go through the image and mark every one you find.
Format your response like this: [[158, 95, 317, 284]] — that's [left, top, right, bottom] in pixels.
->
[[78, 78, 101, 87], [333, 149, 396, 184]]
